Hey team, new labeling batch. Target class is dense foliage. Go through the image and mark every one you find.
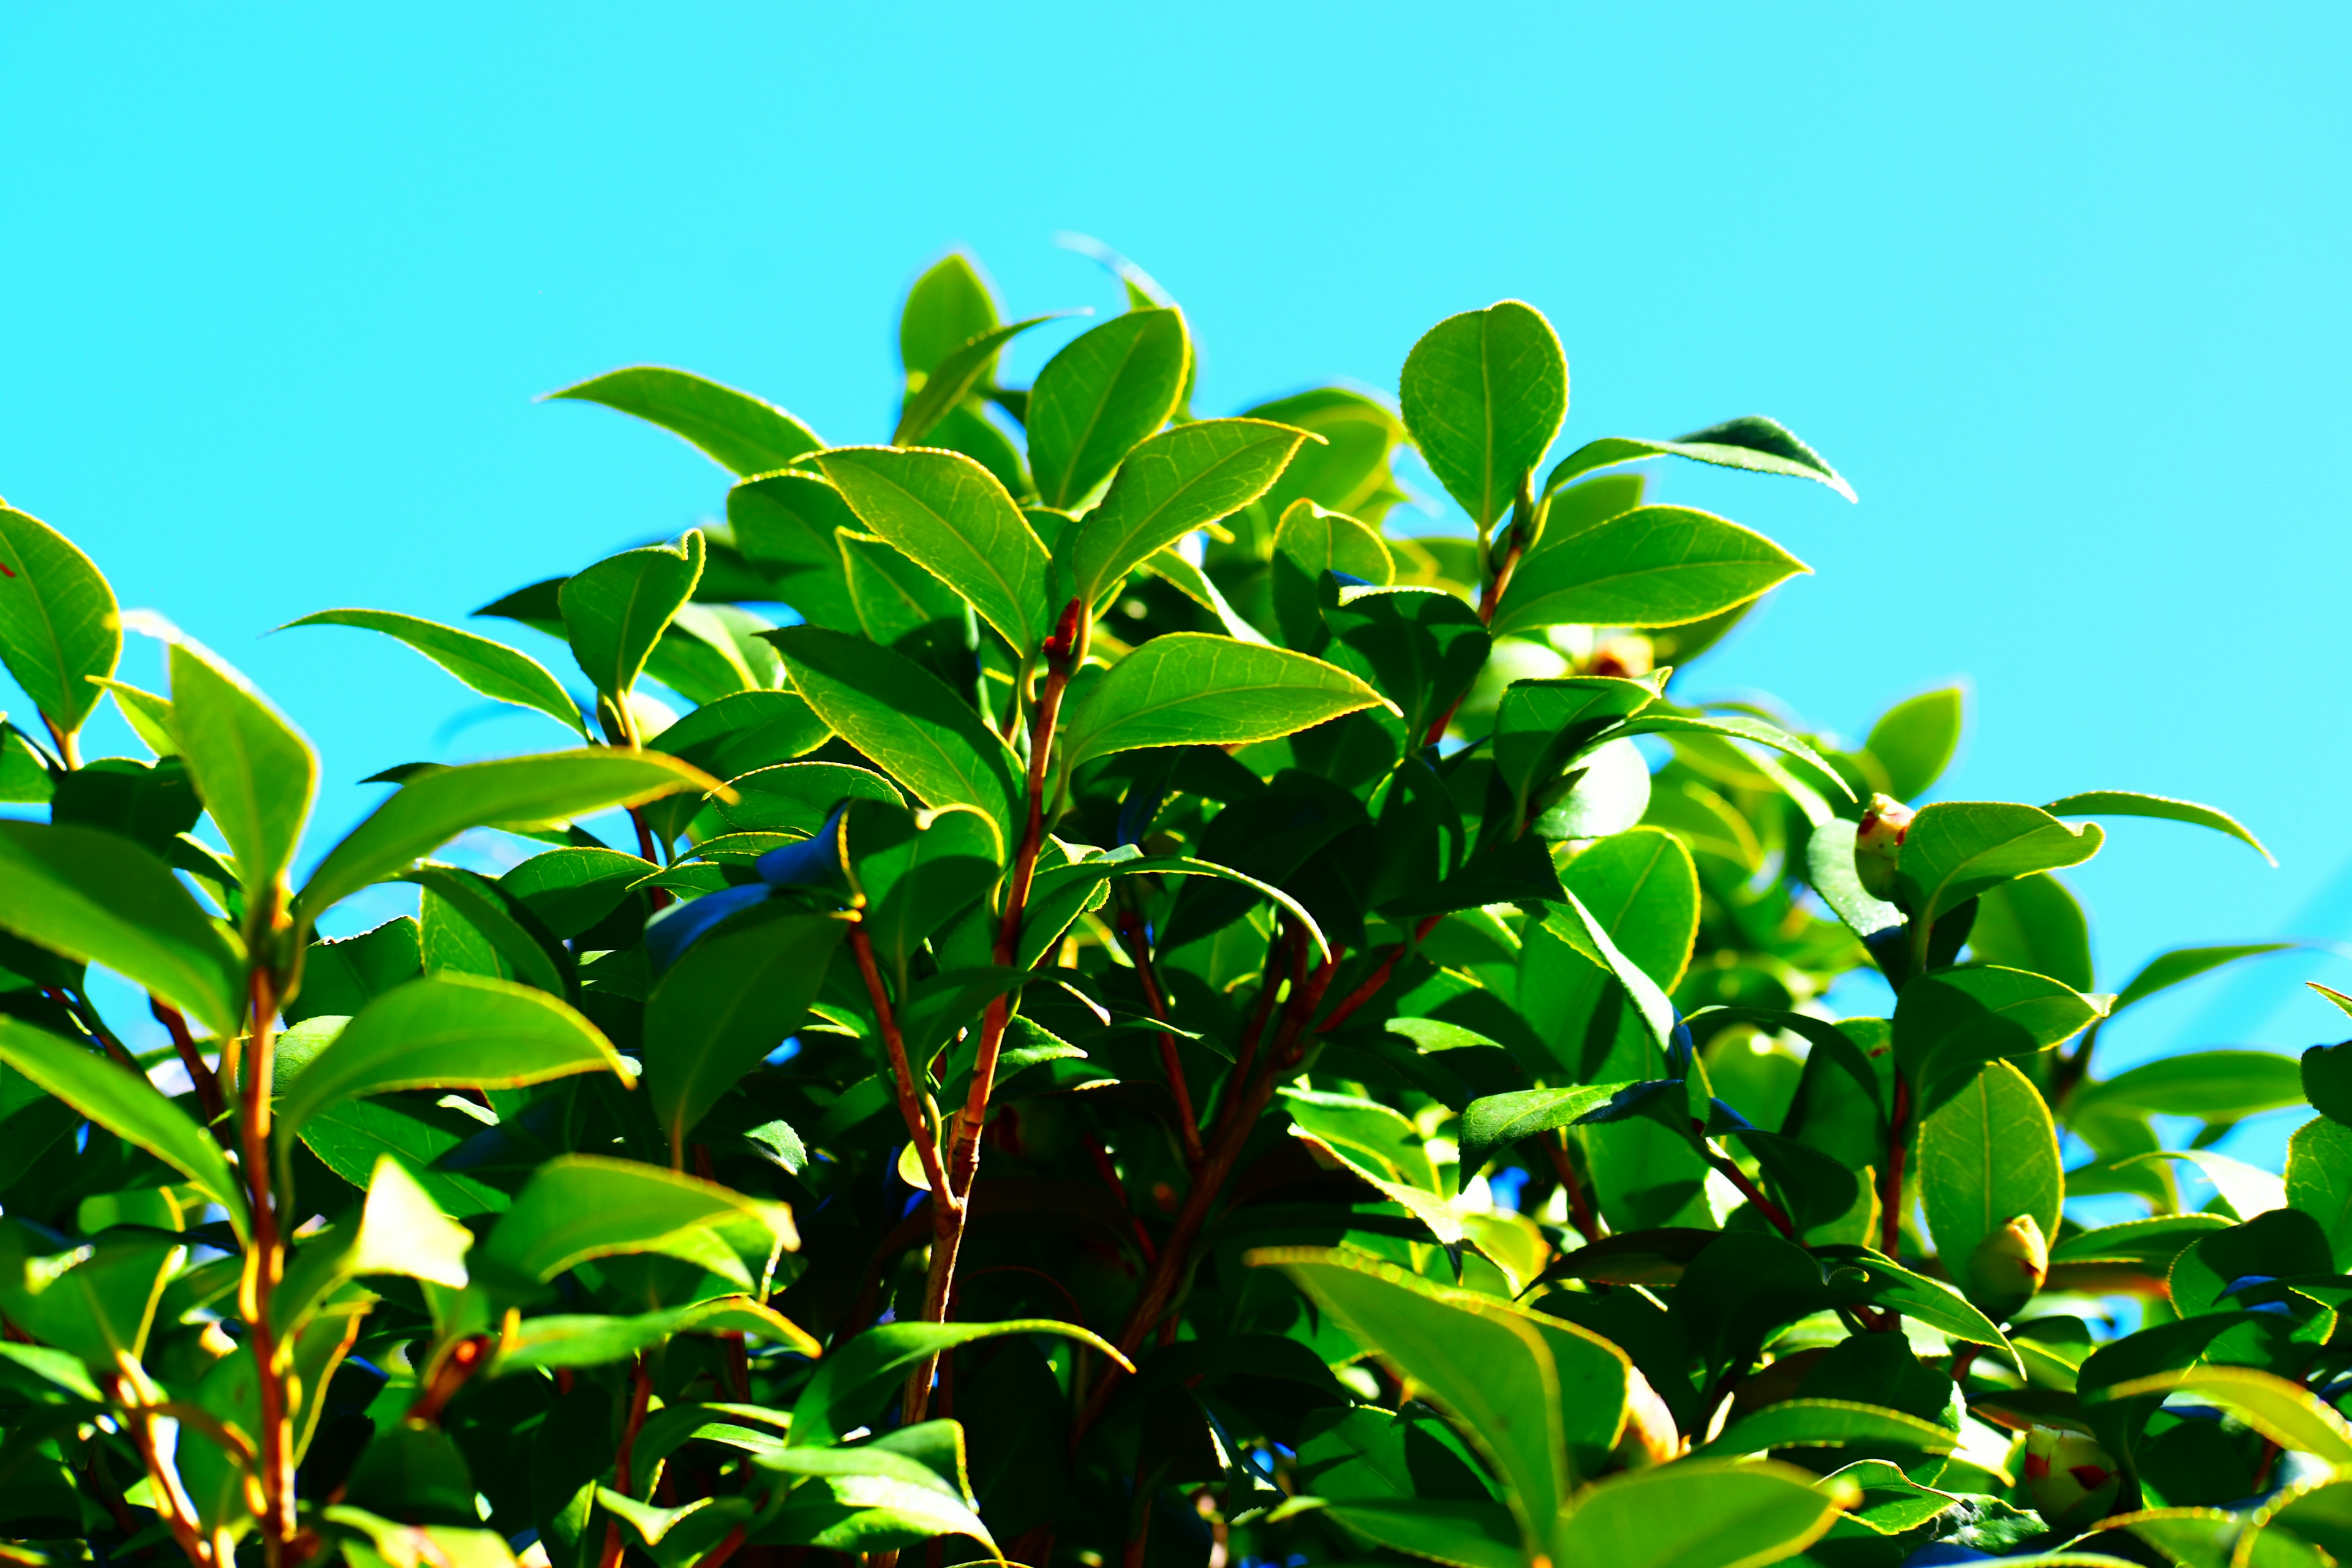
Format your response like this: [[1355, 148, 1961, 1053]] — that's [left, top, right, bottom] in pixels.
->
[[0, 245, 2337, 1568]]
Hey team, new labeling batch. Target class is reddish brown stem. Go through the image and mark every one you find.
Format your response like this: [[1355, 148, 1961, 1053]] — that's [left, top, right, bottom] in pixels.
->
[[1698, 1129, 1797, 1241], [1115, 903, 1203, 1165], [1084, 1136, 1158, 1265], [238, 964, 295, 1562], [151, 998, 226, 1126], [1421, 494, 1532, 747], [1316, 913, 1443, 1037], [628, 809, 674, 911], [846, 924, 952, 1207], [406, 1335, 489, 1425], [1880, 1075, 1912, 1257], [1077, 949, 1341, 1441], [1543, 1134, 1606, 1246], [597, 1357, 655, 1568]]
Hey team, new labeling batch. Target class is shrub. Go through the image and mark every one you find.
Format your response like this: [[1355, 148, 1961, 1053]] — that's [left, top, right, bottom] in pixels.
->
[[0, 245, 2328, 1568]]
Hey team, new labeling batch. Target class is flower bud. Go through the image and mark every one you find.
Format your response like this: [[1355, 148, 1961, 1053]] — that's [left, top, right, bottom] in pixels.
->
[[1588, 635, 1654, 679], [1853, 793, 1914, 900], [1962, 1213, 2048, 1321], [2021, 1427, 2119, 1523], [1612, 1366, 1684, 1469]]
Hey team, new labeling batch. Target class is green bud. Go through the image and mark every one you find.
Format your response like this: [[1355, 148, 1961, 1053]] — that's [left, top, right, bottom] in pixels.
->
[[1853, 793, 1913, 900], [1962, 1212, 2048, 1321], [2022, 1427, 2119, 1523]]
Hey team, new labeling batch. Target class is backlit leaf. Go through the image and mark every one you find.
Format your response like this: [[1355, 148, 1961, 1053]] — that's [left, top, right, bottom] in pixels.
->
[[548, 366, 821, 476], [281, 609, 586, 737], [1068, 419, 1313, 611], [1491, 507, 1808, 638], [1027, 308, 1190, 508], [816, 447, 1051, 655], [1057, 633, 1390, 766], [0, 506, 118, 736], [1400, 301, 1567, 529]]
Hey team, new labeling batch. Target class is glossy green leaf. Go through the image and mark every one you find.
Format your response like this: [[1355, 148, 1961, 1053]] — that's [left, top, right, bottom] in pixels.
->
[[1969, 873, 2094, 992], [1894, 965, 2103, 1115], [485, 1155, 794, 1286], [2044, 790, 2273, 864], [1867, 686, 1965, 801], [1027, 307, 1190, 508], [1138, 547, 1270, 644], [1314, 1499, 1520, 1568], [93, 677, 178, 756], [560, 532, 706, 702], [2093, 1365, 2352, 1465], [274, 973, 627, 1140], [282, 609, 586, 737], [899, 251, 1000, 379], [767, 625, 1022, 845], [400, 863, 568, 996], [493, 1295, 818, 1373], [273, 1154, 472, 1333], [1317, 582, 1488, 745], [1896, 801, 2104, 925], [1542, 415, 1854, 503], [894, 313, 1068, 445], [1918, 1060, 2062, 1305], [646, 910, 846, 1158], [2287, 1117, 2352, 1269], [1068, 418, 1313, 611], [547, 366, 821, 475], [0, 820, 246, 1034], [0, 506, 118, 735], [1057, 633, 1390, 766], [1491, 506, 1809, 638], [2069, 1050, 2304, 1122], [1698, 1398, 1958, 1457], [1270, 498, 1395, 649], [2113, 943, 2293, 1013], [754, 1439, 995, 1554], [858, 805, 1003, 971], [296, 749, 715, 921], [0, 1224, 182, 1374], [1458, 1084, 1632, 1177], [298, 1096, 508, 1219], [816, 447, 1051, 654], [1552, 1458, 1844, 1568], [1018, 848, 1329, 968], [726, 471, 862, 632], [788, 1317, 1129, 1448], [1254, 1247, 1567, 1553], [500, 846, 658, 940], [168, 636, 316, 905], [0, 1016, 247, 1237], [1539, 886, 1681, 1058], [1491, 674, 1663, 816], [1806, 816, 1906, 942], [1240, 386, 1410, 524], [1399, 301, 1567, 529], [839, 529, 963, 647], [1604, 712, 1846, 797]]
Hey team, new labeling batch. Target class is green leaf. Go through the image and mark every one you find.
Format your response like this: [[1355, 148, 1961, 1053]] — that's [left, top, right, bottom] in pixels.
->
[[1537, 886, 1681, 1060], [642, 689, 829, 788], [1017, 848, 1330, 968], [501, 847, 660, 940], [1319, 582, 1489, 747], [1894, 966, 2103, 1116], [894, 313, 1069, 445], [492, 1295, 817, 1372], [273, 1155, 472, 1333], [484, 1155, 794, 1287], [1805, 817, 1905, 942], [281, 609, 586, 737], [298, 1096, 508, 1219], [1897, 801, 2104, 926], [1491, 507, 1809, 638], [2091, 1365, 2352, 1465], [2114, 943, 2293, 1014], [1256, 1247, 1625, 1554], [1399, 301, 1567, 529], [857, 805, 1004, 973], [2070, 1050, 2304, 1123], [2044, 790, 2273, 864], [790, 1318, 1129, 1449], [560, 532, 706, 703], [815, 447, 1052, 655], [0, 1224, 183, 1374], [1866, 686, 1965, 801], [1067, 419, 1314, 611], [766, 625, 1022, 846], [899, 251, 1000, 380], [168, 636, 317, 905], [399, 864, 569, 997], [646, 910, 846, 1158], [0, 1017, 248, 1238], [0, 507, 118, 736], [1057, 633, 1390, 767], [296, 750, 715, 922], [1698, 1398, 1958, 1457], [1137, 548, 1270, 644], [1551, 1458, 1844, 1568], [547, 366, 821, 476], [1602, 712, 1847, 798], [1270, 499, 1395, 650], [839, 529, 964, 647], [0, 821, 247, 1035], [726, 472, 862, 632], [2287, 1117, 2352, 1270], [1918, 1060, 2062, 1310], [1458, 1084, 1631, 1178], [755, 1439, 995, 1555], [274, 973, 627, 1141], [1491, 674, 1664, 819], [1541, 416, 1856, 503], [1240, 386, 1410, 526], [1027, 307, 1191, 508], [94, 677, 178, 756], [1311, 1499, 1521, 1568], [1968, 874, 2094, 992]]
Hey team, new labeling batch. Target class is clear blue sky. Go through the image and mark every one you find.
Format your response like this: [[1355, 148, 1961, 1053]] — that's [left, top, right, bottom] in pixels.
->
[[5, 4, 2349, 1101]]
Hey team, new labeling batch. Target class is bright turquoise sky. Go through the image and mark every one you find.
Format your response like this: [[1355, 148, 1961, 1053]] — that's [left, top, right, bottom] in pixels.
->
[[5, 4, 2350, 1117]]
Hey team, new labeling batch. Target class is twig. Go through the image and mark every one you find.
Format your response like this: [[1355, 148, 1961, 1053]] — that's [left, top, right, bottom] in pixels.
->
[[1879, 1075, 1912, 1257], [1114, 901, 1202, 1166], [1316, 913, 1443, 1037], [1542, 1134, 1606, 1246], [597, 1357, 655, 1568], [237, 964, 295, 1562], [151, 998, 227, 1126], [1698, 1132, 1798, 1242], [1083, 1136, 1159, 1265]]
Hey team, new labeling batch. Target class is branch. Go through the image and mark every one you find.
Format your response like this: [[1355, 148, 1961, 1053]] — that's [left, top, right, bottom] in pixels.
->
[[151, 998, 226, 1128], [1542, 1134, 1606, 1246], [597, 1357, 655, 1568], [236, 963, 296, 1560], [1879, 1074, 1912, 1257], [847, 922, 952, 1208], [1114, 900, 1202, 1166], [1316, 913, 1443, 1037]]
